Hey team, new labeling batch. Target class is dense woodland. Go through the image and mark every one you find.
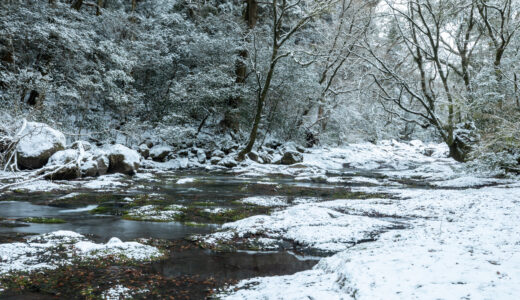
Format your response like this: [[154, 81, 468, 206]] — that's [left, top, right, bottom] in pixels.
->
[[1, 0, 519, 170]]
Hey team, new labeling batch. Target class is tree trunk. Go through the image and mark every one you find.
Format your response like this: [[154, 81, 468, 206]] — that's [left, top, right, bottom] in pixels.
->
[[71, 0, 83, 10], [238, 49, 278, 160], [515, 73, 519, 108], [245, 0, 258, 28], [96, 0, 103, 16]]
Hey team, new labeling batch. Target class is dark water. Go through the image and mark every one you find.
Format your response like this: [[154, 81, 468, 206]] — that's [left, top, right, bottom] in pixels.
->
[[0, 172, 330, 298], [0, 201, 215, 242], [153, 249, 318, 280]]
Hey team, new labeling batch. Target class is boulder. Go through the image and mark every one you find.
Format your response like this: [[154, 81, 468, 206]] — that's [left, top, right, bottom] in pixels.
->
[[149, 145, 173, 162], [247, 151, 259, 162], [45, 149, 81, 180], [196, 149, 206, 164], [138, 144, 150, 159], [16, 122, 66, 169], [80, 154, 109, 177], [106, 144, 140, 175], [70, 141, 92, 151], [450, 122, 479, 162], [259, 152, 273, 164], [209, 157, 221, 165], [218, 156, 238, 168], [281, 151, 303, 165], [211, 150, 225, 158]]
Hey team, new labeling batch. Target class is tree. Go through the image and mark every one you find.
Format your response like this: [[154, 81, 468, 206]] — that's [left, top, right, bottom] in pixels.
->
[[238, 0, 337, 159]]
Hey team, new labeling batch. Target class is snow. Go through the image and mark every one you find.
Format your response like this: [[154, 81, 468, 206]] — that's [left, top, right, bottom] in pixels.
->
[[176, 177, 195, 184], [106, 144, 141, 167], [82, 174, 127, 189], [203, 203, 393, 253], [126, 204, 184, 221], [213, 141, 520, 299], [102, 285, 133, 300], [0, 231, 162, 275], [75, 237, 162, 260], [15, 121, 66, 158], [239, 196, 288, 207], [60, 205, 98, 213]]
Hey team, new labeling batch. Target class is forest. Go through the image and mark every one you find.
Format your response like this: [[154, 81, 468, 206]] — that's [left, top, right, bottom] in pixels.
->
[[0, 0, 519, 299]]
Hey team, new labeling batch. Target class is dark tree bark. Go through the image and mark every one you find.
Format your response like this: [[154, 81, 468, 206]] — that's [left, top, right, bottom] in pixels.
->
[[71, 0, 83, 10]]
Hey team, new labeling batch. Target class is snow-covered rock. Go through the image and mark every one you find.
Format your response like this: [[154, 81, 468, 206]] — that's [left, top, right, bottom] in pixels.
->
[[281, 151, 303, 165], [138, 143, 150, 158], [106, 144, 140, 175], [70, 140, 92, 151], [149, 145, 173, 162], [80, 153, 109, 177], [196, 149, 206, 163], [16, 122, 66, 169], [218, 156, 238, 168], [0, 231, 162, 275], [45, 149, 81, 180]]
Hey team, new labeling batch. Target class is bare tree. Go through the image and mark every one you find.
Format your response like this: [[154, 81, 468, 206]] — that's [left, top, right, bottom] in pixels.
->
[[238, 0, 337, 159]]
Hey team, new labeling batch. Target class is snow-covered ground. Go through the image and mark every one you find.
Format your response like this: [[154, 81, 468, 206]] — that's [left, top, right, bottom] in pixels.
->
[[201, 141, 520, 299], [0, 231, 163, 276], [1, 140, 518, 299]]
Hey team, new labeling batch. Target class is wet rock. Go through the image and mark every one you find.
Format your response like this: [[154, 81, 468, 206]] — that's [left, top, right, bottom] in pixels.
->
[[149, 145, 173, 162], [106, 144, 140, 175], [16, 122, 66, 169], [281, 151, 303, 165]]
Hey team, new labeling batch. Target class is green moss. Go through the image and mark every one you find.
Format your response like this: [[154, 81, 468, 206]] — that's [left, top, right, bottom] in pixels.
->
[[174, 205, 271, 224], [191, 201, 218, 207], [22, 217, 66, 224]]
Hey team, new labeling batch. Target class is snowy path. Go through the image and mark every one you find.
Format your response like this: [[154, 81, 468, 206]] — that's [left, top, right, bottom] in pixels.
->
[[211, 141, 520, 299]]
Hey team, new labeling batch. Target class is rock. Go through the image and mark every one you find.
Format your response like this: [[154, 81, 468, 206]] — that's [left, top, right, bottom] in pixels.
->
[[259, 152, 273, 164], [296, 145, 306, 153], [422, 148, 435, 157], [281, 151, 303, 165], [450, 122, 479, 162], [106, 144, 140, 175], [178, 149, 189, 157], [80, 154, 109, 177], [138, 144, 150, 159], [247, 151, 259, 162], [149, 145, 173, 162], [16, 122, 66, 169], [0, 136, 12, 153], [218, 156, 238, 168], [70, 141, 92, 151], [45, 149, 81, 180], [196, 149, 206, 164], [212, 150, 225, 158], [209, 157, 221, 165], [265, 141, 282, 150]]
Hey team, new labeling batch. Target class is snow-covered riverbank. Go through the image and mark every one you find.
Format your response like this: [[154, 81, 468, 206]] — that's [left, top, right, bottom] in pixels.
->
[[0, 140, 518, 299], [204, 142, 520, 299]]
